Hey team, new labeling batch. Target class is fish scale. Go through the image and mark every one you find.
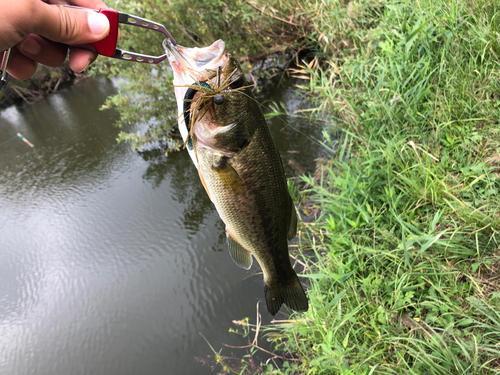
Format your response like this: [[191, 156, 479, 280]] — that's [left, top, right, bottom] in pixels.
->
[[164, 39, 308, 316]]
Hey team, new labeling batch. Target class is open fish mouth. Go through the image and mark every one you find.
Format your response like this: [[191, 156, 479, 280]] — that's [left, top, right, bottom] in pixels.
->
[[163, 38, 228, 86], [163, 38, 231, 163]]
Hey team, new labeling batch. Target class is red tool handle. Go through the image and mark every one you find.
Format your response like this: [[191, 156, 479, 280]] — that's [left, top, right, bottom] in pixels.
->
[[89, 9, 119, 57]]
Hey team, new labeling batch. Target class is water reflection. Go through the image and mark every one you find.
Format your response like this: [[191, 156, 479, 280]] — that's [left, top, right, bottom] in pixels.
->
[[0, 76, 322, 375], [140, 150, 215, 236], [262, 78, 322, 177]]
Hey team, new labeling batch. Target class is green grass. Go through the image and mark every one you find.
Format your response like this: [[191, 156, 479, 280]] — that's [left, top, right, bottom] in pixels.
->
[[213, 0, 500, 373]]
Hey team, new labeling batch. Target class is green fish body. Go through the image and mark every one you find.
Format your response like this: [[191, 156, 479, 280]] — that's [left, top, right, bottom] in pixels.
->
[[164, 40, 308, 315]]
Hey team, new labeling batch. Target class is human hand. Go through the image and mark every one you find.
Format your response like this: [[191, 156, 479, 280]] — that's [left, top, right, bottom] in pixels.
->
[[0, 0, 110, 80]]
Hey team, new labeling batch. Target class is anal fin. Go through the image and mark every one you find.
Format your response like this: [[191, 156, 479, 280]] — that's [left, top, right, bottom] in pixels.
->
[[227, 232, 252, 270]]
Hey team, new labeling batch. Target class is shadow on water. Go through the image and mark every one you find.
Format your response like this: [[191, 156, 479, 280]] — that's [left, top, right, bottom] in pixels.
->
[[262, 77, 322, 178], [0, 74, 323, 375], [140, 150, 216, 238]]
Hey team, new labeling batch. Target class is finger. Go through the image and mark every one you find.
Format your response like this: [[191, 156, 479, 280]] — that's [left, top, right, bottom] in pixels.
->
[[48, 0, 109, 8], [68, 1, 109, 9], [0, 0, 111, 51], [42, 1, 109, 10], [18, 34, 68, 67], [68, 47, 97, 72], [6, 47, 38, 80], [27, 2, 110, 46]]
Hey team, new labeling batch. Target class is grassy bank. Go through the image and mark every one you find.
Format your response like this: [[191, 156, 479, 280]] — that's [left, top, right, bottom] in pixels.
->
[[214, 0, 500, 374]]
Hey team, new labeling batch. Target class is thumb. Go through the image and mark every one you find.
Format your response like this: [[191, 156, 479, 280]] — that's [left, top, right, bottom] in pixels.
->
[[31, 3, 110, 45]]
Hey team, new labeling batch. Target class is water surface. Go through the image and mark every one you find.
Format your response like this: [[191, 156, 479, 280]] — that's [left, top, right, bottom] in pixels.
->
[[0, 76, 320, 375]]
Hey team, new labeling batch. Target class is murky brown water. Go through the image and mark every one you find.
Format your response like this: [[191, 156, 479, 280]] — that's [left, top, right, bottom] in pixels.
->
[[0, 76, 320, 375]]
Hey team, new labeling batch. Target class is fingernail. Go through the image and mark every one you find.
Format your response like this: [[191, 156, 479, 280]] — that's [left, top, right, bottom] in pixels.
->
[[19, 37, 41, 55], [88, 12, 109, 36]]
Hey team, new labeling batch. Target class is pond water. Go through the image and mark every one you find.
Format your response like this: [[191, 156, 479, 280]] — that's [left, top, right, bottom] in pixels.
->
[[0, 76, 321, 375]]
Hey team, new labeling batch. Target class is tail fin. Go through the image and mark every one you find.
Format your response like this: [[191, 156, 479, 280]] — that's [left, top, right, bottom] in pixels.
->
[[264, 276, 308, 316]]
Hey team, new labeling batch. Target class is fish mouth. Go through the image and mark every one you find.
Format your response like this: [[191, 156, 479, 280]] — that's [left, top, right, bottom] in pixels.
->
[[163, 38, 228, 86]]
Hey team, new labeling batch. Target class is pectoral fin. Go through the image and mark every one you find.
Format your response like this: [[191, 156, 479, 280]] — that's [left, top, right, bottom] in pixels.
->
[[227, 231, 252, 270], [287, 195, 298, 240], [212, 155, 244, 194]]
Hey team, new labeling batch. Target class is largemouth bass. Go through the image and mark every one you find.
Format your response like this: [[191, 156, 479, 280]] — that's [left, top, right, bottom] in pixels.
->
[[163, 39, 308, 316]]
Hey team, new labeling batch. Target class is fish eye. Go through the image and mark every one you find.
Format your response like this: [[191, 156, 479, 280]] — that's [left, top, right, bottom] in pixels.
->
[[213, 95, 225, 105], [229, 74, 243, 89]]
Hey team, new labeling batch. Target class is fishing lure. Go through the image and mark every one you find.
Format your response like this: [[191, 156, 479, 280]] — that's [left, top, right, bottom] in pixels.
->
[[181, 69, 245, 151]]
